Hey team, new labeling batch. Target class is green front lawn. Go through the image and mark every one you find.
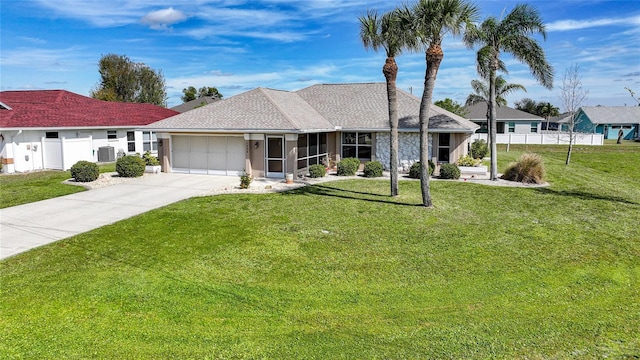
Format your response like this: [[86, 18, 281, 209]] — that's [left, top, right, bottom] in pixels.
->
[[1, 148, 639, 358], [0, 163, 116, 209]]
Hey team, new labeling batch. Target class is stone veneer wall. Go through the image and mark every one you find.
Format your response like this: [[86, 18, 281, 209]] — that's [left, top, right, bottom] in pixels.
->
[[375, 132, 432, 172]]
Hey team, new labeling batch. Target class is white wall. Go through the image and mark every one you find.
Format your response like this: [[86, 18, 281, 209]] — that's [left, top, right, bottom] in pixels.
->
[[471, 133, 604, 145], [0, 128, 156, 173]]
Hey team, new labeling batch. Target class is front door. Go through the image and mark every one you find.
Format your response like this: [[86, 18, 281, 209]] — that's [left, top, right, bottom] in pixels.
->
[[266, 136, 285, 178]]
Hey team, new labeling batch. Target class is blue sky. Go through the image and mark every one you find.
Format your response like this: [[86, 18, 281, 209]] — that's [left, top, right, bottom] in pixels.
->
[[1, 0, 639, 109]]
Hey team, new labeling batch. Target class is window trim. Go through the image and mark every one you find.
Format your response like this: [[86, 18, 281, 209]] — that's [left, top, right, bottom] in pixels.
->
[[127, 131, 136, 152], [107, 130, 118, 140]]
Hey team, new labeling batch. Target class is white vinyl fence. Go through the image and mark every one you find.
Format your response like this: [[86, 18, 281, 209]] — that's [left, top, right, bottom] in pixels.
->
[[43, 136, 93, 170], [471, 132, 604, 146]]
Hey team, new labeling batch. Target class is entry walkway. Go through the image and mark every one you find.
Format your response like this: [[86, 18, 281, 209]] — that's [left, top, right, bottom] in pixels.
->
[[0, 173, 283, 260]]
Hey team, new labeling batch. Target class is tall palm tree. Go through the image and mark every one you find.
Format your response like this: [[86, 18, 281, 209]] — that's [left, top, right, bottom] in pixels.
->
[[536, 102, 560, 130], [464, 3, 554, 180], [359, 9, 413, 197], [402, 0, 479, 207], [466, 76, 526, 139]]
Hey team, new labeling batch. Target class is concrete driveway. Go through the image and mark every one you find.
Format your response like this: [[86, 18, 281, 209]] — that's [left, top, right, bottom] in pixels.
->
[[0, 173, 279, 260]]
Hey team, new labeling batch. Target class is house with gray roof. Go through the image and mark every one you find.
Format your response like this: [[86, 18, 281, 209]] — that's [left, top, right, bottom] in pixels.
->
[[465, 103, 545, 134], [146, 83, 479, 178], [568, 106, 640, 140], [170, 95, 220, 113]]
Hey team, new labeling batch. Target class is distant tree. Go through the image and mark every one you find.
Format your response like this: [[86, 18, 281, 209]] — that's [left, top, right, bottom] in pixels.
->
[[182, 86, 223, 103], [536, 102, 560, 130], [559, 64, 588, 165], [181, 86, 198, 102], [198, 86, 223, 99], [514, 97, 539, 115], [91, 54, 167, 107], [625, 87, 640, 106], [435, 98, 468, 117]]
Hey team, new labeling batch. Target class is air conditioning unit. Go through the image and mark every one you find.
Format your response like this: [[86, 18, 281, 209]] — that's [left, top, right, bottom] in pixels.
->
[[97, 146, 115, 162]]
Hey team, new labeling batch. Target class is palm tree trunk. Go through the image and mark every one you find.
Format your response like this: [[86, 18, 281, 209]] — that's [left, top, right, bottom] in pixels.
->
[[420, 44, 443, 207], [489, 68, 498, 181], [383, 57, 399, 196]]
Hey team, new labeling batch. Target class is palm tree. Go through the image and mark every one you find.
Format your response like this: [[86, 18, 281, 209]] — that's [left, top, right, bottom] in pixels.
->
[[464, 3, 554, 180], [359, 9, 413, 197], [536, 102, 560, 130], [466, 76, 526, 141], [402, 0, 479, 207]]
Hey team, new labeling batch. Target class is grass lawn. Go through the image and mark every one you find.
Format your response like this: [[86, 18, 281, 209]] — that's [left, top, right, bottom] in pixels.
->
[[1, 147, 639, 358], [0, 163, 116, 209]]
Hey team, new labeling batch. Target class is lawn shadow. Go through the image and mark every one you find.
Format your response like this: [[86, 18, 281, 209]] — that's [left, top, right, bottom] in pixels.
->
[[283, 184, 422, 207], [534, 187, 640, 206]]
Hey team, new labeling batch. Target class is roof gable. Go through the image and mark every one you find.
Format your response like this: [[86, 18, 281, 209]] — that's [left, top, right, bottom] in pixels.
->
[[147, 83, 479, 133], [0, 90, 178, 129]]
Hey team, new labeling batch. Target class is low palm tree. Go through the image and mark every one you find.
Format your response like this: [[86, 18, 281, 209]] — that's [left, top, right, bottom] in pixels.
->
[[359, 9, 413, 197], [466, 76, 526, 140], [536, 102, 560, 130], [464, 3, 554, 180], [402, 0, 479, 207]]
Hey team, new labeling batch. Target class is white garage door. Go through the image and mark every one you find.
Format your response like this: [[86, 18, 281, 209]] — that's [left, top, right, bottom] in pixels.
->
[[172, 136, 245, 175]]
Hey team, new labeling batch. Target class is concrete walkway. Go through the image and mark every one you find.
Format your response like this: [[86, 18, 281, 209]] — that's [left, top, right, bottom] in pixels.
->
[[0, 173, 284, 260]]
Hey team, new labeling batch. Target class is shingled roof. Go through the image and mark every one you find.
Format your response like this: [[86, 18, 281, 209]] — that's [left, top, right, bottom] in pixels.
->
[[0, 90, 178, 129], [148, 83, 479, 133], [578, 106, 640, 125], [465, 103, 544, 121]]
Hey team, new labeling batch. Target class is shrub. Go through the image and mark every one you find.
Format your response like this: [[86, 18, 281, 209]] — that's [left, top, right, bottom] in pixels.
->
[[363, 161, 383, 178], [471, 139, 489, 159], [239, 170, 252, 189], [142, 151, 160, 166], [308, 164, 326, 178], [70, 160, 99, 182], [408, 160, 435, 179], [439, 163, 460, 179], [457, 155, 480, 167], [116, 155, 145, 178], [337, 157, 360, 176], [501, 153, 545, 184]]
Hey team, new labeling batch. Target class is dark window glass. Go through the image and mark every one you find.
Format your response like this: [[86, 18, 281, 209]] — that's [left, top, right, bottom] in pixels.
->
[[127, 131, 135, 141], [343, 146, 356, 158], [438, 148, 450, 162], [358, 133, 372, 145], [342, 132, 356, 144], [438, 133, 450, 147], [267, 137, 283, 158], [45, 132, 59, 139], [297, 159, 307, 169], [268, 160, 283, 172], [357, 146, 371, 160], [297, 134, 308, 158], [309, 133, 318, 156], [319, 133, 327, 154], [107, 130, 117, 139]]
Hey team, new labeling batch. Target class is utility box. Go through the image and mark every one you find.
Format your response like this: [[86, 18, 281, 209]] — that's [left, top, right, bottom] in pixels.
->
[[97, 146, 115, 162]]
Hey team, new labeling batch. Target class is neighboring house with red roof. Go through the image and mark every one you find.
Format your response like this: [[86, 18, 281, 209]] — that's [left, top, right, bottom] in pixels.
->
[[0, 90, 178, 173], [146, 83, 479, 178]]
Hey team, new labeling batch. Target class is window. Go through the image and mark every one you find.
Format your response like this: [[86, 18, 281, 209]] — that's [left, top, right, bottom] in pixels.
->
[[107, 130, 117, 140], [127, 131, 135, 152], [530, 122, 538, 133], [437, 133, 450, 163], [143, 131, 157, 152], [508, 122, 515, 133], [45, 132, 59, 139], [297, 133, 328, 170], [341, 132, 372, 161]]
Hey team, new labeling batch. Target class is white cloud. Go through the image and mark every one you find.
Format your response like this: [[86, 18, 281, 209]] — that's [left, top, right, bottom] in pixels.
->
[[547, 14, 640, 31], [141, 7, 187, 30]]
